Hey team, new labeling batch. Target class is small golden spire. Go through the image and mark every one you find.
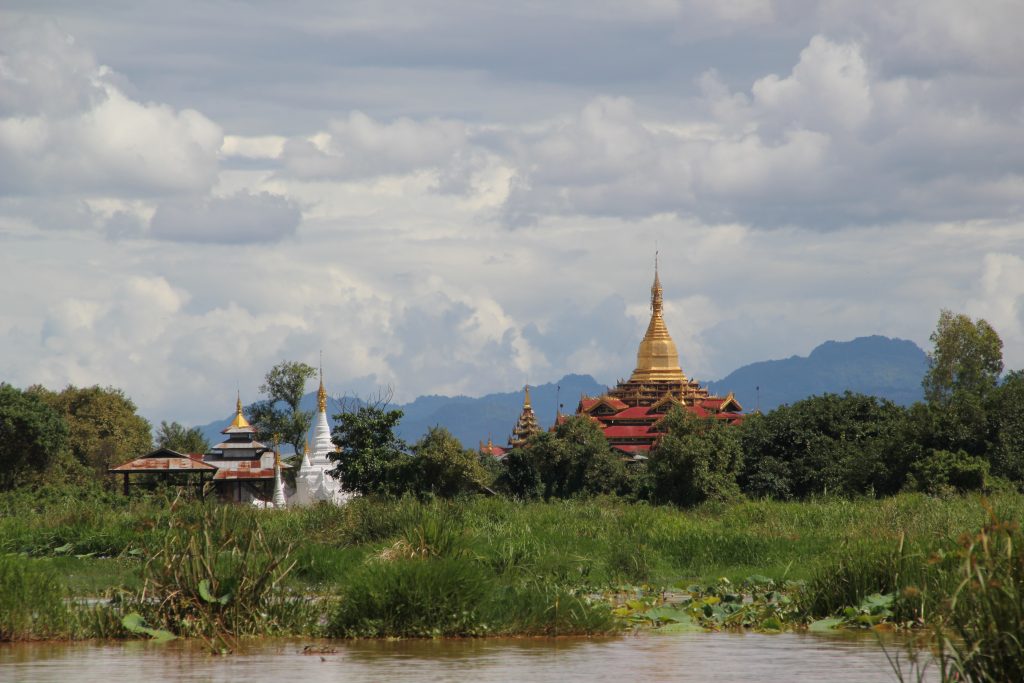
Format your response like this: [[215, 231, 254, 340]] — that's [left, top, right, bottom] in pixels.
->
[[317, 362, 327, 413], [230, 390, 251, 428], [523, 385, 532, 408]]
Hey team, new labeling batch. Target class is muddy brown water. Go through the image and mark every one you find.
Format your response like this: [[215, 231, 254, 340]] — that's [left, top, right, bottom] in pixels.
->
[[0, 633, 937, 682]]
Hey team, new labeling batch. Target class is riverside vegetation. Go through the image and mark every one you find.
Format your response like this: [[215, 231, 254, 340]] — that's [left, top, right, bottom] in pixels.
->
[[2, 488, 1023, 672]]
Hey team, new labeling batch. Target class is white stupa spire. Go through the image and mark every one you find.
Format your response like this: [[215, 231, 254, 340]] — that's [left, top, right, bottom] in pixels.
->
[[312, 365, 333, 462], [272, 441, 286, 509]]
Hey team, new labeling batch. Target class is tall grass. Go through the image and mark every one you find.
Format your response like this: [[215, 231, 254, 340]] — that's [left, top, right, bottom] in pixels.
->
[[2, 486, 1024, 642], [0, 554, 69, 640], [934, 512, 1024, 682]]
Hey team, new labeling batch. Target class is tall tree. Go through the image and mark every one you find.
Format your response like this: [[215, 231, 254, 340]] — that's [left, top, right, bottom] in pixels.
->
[[155, 420, 210, 454], [328, 400, 408, 496], [246, 360, 317, 456], [923, 309, 1003, 405], [649, 408, 742, 507], [499, 415, 625, 500], [30, 385, 152, 479], [409, 426, 487, 497], [0, 384, 69, 490]]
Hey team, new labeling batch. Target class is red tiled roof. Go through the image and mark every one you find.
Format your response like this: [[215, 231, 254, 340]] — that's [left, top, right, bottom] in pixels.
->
[[608, 406, 654, 419], [601, 425, 655, 438], [480, 444, 508, 457]]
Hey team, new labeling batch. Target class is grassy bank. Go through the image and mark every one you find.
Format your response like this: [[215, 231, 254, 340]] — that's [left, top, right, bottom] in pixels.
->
[[1, 488, 1021, 647]]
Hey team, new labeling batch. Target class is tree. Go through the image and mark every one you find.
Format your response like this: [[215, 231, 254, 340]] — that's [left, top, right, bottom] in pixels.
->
[[739, 392, 908, 499], [499, 416, 625, 500], [923, 310, 1003, 405], [408, 426, 487, 497], [31, 385, 152, 479], [0, 384, 69, 490], [328, 401, 409, 496], [987, 371, 1024, 483], [906, 449, 989, 495], [246, 361, 317, 456], [155, 420, 210, 454], [648, 408, 742, 507]]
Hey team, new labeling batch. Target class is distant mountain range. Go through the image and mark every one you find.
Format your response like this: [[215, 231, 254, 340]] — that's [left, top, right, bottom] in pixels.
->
[[197, 335, 928, 451]]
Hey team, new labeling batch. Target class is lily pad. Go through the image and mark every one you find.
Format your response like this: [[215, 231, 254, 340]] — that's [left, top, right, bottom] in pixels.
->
[[121, 612, 176, 642], [652, 616, 705, 634], [808, 617, 844, 633]]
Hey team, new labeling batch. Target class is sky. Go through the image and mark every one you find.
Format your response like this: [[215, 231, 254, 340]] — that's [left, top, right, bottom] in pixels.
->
[[1, 1, 1023, 427]]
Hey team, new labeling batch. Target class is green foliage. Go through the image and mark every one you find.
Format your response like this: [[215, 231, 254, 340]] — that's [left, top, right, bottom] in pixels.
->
[[907, 449, 990, 495], [0, 554, 70, 640], [498, 416, 626, 500], [329, 404, 409, 496], [988, 371, 1024, 482], [648, 408, 742, 507], [0, 383, 68, 490], [155, 420, 210, 454], [31, 384, 152, 480], [136, 506, 310, 650], [923, 309, 1003, 406], [247, 360, 317, 456], [936, 513, 1024, 682], [409, 426, 488, 497], [739, 392, 908, 499]]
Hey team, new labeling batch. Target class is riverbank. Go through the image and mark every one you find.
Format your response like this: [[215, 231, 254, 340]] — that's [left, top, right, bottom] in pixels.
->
[[1, 489, 1021, 646]]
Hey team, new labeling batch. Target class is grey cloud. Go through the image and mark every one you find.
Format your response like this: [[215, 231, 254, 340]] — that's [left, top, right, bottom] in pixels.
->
[[149, 191, 301, 244], [280, 112, 466, 180]]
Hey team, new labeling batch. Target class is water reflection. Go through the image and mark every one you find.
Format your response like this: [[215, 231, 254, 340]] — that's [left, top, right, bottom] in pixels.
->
[[0, 633, 936, 683]]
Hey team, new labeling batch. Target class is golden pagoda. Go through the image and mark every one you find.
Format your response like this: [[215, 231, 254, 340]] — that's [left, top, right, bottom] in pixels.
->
[[508, 386, 541, 448], [577, 259, 742, 456]]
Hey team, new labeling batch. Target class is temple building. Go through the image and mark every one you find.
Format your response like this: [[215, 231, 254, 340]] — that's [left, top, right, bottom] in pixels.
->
[[292, 369, 350, 506], [508, 386, 541, 447], [202, 394, 288, 503], [479, 386, 540, 459], [574, 262, 742, 457], [110, 393, 288, 504]]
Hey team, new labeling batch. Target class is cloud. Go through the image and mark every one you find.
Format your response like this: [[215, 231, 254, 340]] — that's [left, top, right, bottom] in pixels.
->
[[280, 111, 467, 180], [0, 18, 222, 198], [149, 191, 301, 244]]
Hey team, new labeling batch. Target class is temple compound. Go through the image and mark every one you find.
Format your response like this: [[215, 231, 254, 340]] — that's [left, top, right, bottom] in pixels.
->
[[479, 263, 742, 460], [574, 264, 742, 457], [110, 394, 288, 504], [292, 370, 350, 506], [112, 375, 348, 507]]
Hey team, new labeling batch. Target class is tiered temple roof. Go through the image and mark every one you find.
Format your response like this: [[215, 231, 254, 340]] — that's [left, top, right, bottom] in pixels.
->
[[577, 260, 743, 456], [508, 386, 541, 448]]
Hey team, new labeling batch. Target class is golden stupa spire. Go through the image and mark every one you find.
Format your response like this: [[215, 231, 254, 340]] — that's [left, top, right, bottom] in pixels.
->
[[317, 364, 327, 413], [230, 390, 251, 428], [523, 385, 532, 408], [629, 254, 686, 384]]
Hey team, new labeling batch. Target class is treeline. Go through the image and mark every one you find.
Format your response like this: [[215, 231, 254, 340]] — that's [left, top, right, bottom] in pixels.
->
[[330, 310, 1024, 505], [0, 384, 209, 491]]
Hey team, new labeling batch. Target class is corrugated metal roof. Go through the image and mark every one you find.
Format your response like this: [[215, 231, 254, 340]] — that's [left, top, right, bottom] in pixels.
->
[[110, 457, 217, 472]]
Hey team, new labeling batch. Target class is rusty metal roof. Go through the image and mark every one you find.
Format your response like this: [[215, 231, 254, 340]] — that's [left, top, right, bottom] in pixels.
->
[[110, 457, 217, 473], [212, 460, 277, 480]]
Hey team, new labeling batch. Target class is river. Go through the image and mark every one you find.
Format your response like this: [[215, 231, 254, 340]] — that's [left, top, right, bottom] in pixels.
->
[[0, 633, 936, 682]]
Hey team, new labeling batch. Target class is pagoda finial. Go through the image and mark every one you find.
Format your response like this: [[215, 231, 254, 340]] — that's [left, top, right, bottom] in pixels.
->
[[651, 251, 663, 315], [317, 357, 327, 413], [230, 390, 251, 429], [523, 385, 532, 408]]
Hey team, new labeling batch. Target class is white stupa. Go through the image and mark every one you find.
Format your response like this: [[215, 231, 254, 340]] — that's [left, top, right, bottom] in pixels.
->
[[293, 368, 350, 506]]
